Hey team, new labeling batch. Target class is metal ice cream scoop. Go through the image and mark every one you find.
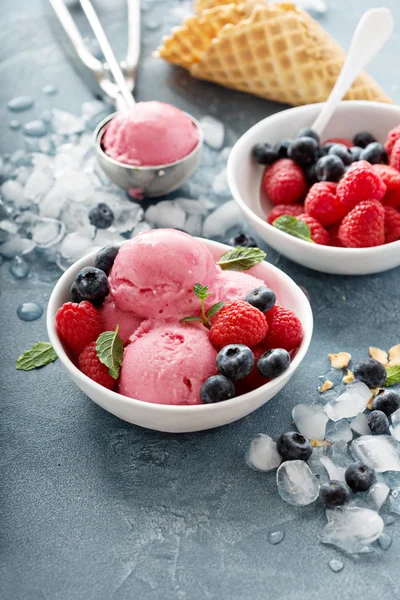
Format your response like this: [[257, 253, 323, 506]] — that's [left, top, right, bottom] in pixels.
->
[[48, 0, 203, 197]]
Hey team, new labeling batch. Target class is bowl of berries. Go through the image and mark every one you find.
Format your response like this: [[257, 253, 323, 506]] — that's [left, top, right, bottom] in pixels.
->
[[227, 100, 400, 275], [46, 229, 313, 433]]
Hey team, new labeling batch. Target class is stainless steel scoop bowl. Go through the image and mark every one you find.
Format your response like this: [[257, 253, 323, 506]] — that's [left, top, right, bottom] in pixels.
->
[[94, 113, 203, 197]]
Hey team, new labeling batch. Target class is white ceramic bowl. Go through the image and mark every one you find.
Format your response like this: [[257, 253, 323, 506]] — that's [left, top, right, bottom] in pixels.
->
[[47, 238, 313, 433], [227, 101, 400, 275]]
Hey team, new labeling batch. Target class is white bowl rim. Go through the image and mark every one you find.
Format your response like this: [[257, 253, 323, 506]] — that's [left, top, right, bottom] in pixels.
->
[[227, 100, 400, 256], [46, 237, 313, 414]]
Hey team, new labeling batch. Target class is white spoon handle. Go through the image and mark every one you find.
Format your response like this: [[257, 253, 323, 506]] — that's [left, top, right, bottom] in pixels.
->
[[312, 8, 394, 137]]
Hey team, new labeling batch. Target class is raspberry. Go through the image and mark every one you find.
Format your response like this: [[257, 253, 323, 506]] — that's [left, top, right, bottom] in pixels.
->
[[384, 206, 400, 243], [79, 342, 116, 389], [263, 305, 303, 352], [327, 223, 344, 247], [389, 138, 400, 172], [267, 203, 304, 225], [262, 159, 307, 206], [338, 200, 385, 248], [304, 182, 345, 227], [242, 344, 270, 389], [209, 300, 268, 350], [55, 301, 103, 354], [385, 125, 400, 157], [372, 164, 400, 209], [297, 213, 330, 245], [324, 137, 352, 148], [336, 161, 386, 213]]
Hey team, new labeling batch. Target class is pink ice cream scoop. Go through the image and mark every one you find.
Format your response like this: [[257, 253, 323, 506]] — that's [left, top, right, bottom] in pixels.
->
[[99, 296, 143, 345], [119, 322, 218, 405], [109, 229, 220, 319], [102, 101, 199, 167], [214, 270, 265, 304]]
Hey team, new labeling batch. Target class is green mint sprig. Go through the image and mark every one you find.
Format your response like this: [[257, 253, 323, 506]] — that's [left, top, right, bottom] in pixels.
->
[[272, 215, 314, 243], [384, 365, 400, 387], [182, 284, 224, 329], [16, 342, 58, 371], [96, 325, 124, 379], [216, 246, 266, 271]]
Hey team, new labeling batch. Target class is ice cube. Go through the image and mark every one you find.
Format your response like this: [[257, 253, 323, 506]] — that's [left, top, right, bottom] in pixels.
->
[[131, 221, 152, 237], [321, 507, 383, 554], [308, 447, 329, 484], [382, 471, 400, 488], [202, 200, 241, 238], [58, 231, 93, 268], [350, 413, 372, 436], [247, 434, 281, 472], [52, 109, 85, 135], [325, 420, 353, 443], [59, 201, 88, 231], [0, 236, 35, 258], [10, 150, 32, 167], [388, 488, 400, 516], [0, 220, 18, 235], [319, 455, 346, 482], [113, 203, 144, 234], [200, 116, 225, 150], [297, 0, 327, 14], [1, 180, 27, 208], [368, 482, 390, 511], [212, 169, 230, 197], [145, 201, 186, 230], [198, 195, 216, 212], [56, 171, 93, 202], [351, 435, 400, 473], [53, 152, 81, 177], [276, 460, 319, 506], [176, 197, 209, 216], [182, 214, 202, 236], [32, 219, 65, 248], [327, 441, 353, 468], [324, 382, 371, 421], [15, 166, 33, 187], [292, 403, 328, 441], [390, 408, 400, 442], [39, 184, 67, 219], [24, 169, 53, 201]]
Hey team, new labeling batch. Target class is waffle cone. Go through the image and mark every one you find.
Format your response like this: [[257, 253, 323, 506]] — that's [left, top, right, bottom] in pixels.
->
[[194, 0, 239, 14]]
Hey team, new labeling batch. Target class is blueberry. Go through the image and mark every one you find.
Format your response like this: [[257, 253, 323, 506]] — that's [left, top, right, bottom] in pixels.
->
[[350, 146, 363, 161], [372, 389, 400, 416], [353, 131, 377, 148], [94, 245, 120, 275], [319, 480, 350, 507], [70, 281, 84, 303], [73, 266, 109, 306], [345, 462, 376, 492], [288, 136, 319, 168], [252, 143, 279, 165], [230, 233, 257, 248], [88, 202, 114, 229], [320, 142, 334, 157], [305, 163, 319, 186], [245, 286, 276, 313], [274, 139, 292, 159], [316, 155, 345, 182], [258, 348, 290, 379], [328, 143, 354, 166], [297, 127, 320, 143], [277, 431, 312, 461], [200, 375, 236, 403], [216, 344, 254, 380], [367, 410, 390, 435], [353, 358, 387, 388], [359, 142, 388, 165]]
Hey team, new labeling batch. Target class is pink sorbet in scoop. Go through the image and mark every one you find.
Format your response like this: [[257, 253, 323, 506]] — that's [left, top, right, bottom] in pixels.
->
[[214, 270, 265, 303], [102, 101, 199, 167], [109, 229, 219, 319], [99, 296, 143, 345], [119, 322, 218, 405]]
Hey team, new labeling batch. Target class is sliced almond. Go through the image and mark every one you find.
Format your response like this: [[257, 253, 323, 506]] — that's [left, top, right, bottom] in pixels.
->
[[319, 379, 334, 393], [310, 440, 331, 448], [389, 344, 400, 366], [328, 352, 351, 369], [369, 346, 389, 366], [343, 369, 355, 384]]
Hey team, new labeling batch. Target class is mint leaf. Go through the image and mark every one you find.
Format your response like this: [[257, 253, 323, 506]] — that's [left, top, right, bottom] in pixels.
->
[[193, 284, 211, 301], [96, 325, 124, 380], [384, 365, 400, 386], [217, 247, 266, 271], [207, 302, 225, 318], [16, 342, 58, 371], [272, 216, 314, 242], [181, 316, 203, 323]]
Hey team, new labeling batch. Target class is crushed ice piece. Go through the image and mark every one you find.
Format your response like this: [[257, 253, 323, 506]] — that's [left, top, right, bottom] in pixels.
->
[[145, 19, 161, 31], [131, 221, 152, 237], [183, 214, 202, 237], [16, 167, 33, 187], [320, 368, 344, 386], [390, 407, 400, 441], [23, 120, 47, 138], [176, 197, 209, 216], [268, 530, 285, 545], [9, 120, 21, 130], [39, 138, 56, 155], [321, 507, 384, 554], [276, 460, 319, 506], [383, 514, 396, 526], [0, 236, 35, 258], [328, 559, 344, 573], [24, 169, 54, 201], [52, 109, 85, 135], [145, 200, 186, 230], [212, 169, 230, 196], [325, 420, 353, 443], [32, 219, 65, 248], [378, 533, 392, 551], [308, 447, 330, 484], [198, 196, 216, 212], [327, 441, 353, 468], [292, 403, 328, 441], [9, 256, 30, 279], [11, 150, 32, 167], [296, 0, 327, 13], [200, 116, 225, 150], [55, 171, 93, 202], [368, 482, 390, 511], [324, 382, 371, 421], [1, 180, 28, 209], [17, 302, 43, 321], [388, 488, 400, 515], [58, 231, 93, 269], [42, 84, 58, 96], [382, 471, 400, 488], [7, 96, 34, 112], [350, 413, 372, 436], [319, 455, 346, 482], [351, 435, 400, 473], [202, 200, 241, 238], [0, 220, 18, 235], [247, 434, 281, 472]]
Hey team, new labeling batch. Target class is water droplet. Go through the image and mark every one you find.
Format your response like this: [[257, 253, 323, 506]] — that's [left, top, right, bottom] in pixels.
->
[[42, 84, 58, 96], [268, 530, 285, 545], [7, 96, 34, 112], [9, 256, 30, 279], [378, 533, 392, 551], [9, 120, 21, 131], [328, 559, 344, 573], [145, 19, 160, 31], [23, 120, 47, 138], [17, 302, 43, 321]]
